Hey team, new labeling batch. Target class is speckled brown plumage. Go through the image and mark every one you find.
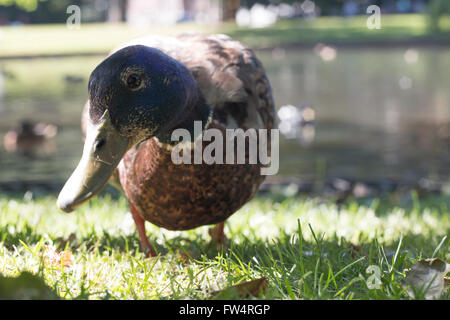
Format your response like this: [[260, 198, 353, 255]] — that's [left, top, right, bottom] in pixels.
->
[[118, 121, 265, 230], [83, 34, 275, 237]]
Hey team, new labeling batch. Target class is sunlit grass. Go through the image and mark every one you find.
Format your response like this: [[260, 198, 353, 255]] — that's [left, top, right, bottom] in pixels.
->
[[0, 22, 215, 57], [0, 192, 448, 299], [2, 56, 99, 99], [2, 14, 450, 58]]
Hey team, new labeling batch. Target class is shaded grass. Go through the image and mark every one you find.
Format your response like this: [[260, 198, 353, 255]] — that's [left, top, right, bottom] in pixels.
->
[[2, 14, 450, 58], [0, 192, 448, 299]]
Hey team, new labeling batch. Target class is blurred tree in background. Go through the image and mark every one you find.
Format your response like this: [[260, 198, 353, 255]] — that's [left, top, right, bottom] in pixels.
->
[[0, 0, 128, 24], [0, 0, 449, 25], [0, 0, 47, 12], [240, 0, 386, 15], [428, 0, 450, 31], [0, 0, 81, 23]]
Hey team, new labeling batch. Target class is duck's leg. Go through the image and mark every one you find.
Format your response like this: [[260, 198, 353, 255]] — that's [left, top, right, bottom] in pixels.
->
[[130, 204, 157, 257], [208, 222, 227, 247]]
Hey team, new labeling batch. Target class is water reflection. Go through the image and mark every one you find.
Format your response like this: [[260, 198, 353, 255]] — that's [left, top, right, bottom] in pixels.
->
[[259, 46, 450, 181], [0, 46, 449, 185], [313, 43, 337, 62], [404, 49, 419, 64], [0, 68, 4, 101], [278, 103, 315, 145]]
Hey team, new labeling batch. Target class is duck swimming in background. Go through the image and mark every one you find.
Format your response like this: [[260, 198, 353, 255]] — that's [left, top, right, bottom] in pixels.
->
[[57, 34, 276, 256], [3, 120, 57, 154]]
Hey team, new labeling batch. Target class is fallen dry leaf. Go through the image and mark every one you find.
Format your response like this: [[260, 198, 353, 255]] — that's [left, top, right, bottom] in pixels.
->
[[175, 249, 195, 264], [42, 245, 74, 268], [404, 258, 450, 299], [211, 277, 268, 299], [347, 243, 367, 259]]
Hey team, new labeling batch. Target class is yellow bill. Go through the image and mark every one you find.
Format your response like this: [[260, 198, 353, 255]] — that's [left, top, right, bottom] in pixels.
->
[[57, 110, 130, 212]]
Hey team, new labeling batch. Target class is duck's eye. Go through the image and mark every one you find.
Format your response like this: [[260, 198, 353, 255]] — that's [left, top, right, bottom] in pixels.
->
[[94, 138, 106, 152], [126, 74, 142, 89]]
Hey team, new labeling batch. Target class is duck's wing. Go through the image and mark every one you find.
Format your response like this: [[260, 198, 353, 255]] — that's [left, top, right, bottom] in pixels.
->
[[118, 34, 276, 131]]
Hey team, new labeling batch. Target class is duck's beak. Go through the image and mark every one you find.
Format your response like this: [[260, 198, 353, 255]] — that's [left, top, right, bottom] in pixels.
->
[[57, 110, 130, 213]]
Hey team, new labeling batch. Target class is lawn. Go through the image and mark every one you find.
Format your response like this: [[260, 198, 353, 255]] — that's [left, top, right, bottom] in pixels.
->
[[1, 14, 450, 58], [0, 191, 448, 300]]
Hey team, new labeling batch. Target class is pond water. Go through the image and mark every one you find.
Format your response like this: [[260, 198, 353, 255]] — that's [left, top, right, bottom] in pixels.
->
[[0, 46, 450, 187]]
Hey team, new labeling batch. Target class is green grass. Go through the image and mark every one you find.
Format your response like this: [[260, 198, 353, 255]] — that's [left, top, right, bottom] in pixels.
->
[[0, 191, 448, 300], [2, 14, 450, 58]]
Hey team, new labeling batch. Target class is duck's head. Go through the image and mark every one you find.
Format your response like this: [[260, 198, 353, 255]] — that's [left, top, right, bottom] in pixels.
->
[[57, 45, 202, 213]]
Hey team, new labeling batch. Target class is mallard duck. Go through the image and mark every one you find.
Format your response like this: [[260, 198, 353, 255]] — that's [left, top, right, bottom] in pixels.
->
[[57, 34, 276, 256], [3, 120, 57, 153]]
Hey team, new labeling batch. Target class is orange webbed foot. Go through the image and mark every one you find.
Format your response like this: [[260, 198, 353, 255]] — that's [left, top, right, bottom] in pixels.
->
[[130, 204, 157, 258], [208, 222, 229, 250]]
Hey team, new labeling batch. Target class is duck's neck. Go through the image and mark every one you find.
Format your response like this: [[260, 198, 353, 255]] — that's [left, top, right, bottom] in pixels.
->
[[156, 90, 212, 145]]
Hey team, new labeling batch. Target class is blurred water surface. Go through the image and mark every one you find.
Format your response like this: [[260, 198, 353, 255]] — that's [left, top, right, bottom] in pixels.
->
[[0, 46, 449, 186]]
